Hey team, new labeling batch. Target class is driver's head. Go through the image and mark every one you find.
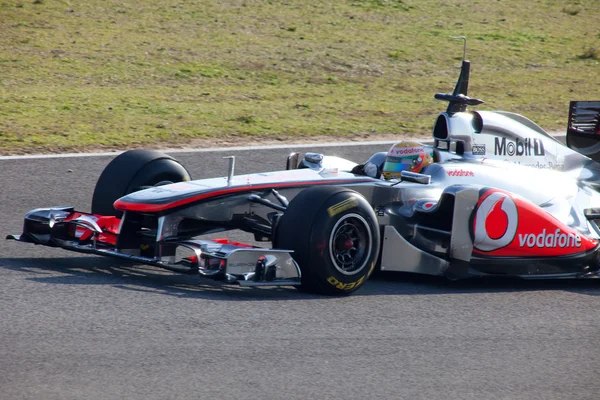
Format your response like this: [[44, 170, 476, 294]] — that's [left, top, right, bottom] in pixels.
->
[[382, 141, 434, 179]]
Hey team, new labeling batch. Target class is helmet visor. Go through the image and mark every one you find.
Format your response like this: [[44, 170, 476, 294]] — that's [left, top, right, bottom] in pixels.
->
[[383, 155, 419, 174]]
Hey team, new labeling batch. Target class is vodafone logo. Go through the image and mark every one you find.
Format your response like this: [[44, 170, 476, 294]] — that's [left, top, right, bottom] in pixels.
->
[[518, 229, 581, 249], [473, 192, 518, 252], [388, 147, 423, 156], [446, 169, 474, 177], [472, 189, 598, 257]]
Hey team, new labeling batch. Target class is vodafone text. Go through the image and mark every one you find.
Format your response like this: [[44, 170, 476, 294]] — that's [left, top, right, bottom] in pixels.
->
[[389, 147, 423, 156], [446, 169, 474, 177], [518, 229, 581, 249]]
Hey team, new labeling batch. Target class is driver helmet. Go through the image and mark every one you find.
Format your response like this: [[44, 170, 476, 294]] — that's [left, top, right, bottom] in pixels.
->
[[382, 140, 434, 179]]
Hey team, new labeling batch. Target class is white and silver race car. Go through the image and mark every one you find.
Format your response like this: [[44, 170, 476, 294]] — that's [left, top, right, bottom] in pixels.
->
[[8, 53, 600, 295]]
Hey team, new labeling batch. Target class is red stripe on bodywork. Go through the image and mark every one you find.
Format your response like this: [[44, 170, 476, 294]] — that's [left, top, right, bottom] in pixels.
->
[[211, 238, 255, 248], [113, 179, 373, 213]]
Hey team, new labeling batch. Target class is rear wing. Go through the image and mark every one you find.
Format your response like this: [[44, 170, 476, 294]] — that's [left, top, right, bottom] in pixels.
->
[[568, 101, 600, 136], [566, 101, 600, 162]]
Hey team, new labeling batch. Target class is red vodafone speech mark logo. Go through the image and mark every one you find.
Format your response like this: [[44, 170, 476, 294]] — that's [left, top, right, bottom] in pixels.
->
[[472, 189, 598, 257], [473, 192, 518, 252]]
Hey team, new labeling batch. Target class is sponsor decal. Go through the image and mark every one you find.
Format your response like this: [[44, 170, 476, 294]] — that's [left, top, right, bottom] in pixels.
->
[[327, 275, 366, 291], [374, 205, 386, 217], [388, 146, 424, 156], [472, 144, 486, 155], [494, 137, 545, 156], [327, 197, 358, 217], [517, 229, 581, 249], [509, 160, 565, 171], [327, 262, 375, 291], [473, 192, 519, 252], [446, 169, 475, 177], [472, 189, 597, 257]]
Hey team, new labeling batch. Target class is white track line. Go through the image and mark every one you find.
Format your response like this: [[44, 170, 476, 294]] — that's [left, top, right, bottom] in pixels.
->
[[0, 140, 400, 160]]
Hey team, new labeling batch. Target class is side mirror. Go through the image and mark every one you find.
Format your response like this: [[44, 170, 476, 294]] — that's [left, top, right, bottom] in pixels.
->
[[399, 171, 431, 185], [286, 152, 299, 170]]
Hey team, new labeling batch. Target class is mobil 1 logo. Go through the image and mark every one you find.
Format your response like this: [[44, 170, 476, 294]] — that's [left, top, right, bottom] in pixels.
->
[[494, 137, 545, 156]]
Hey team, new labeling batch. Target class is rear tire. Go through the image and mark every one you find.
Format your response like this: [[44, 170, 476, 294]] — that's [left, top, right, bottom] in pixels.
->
[[91, 149, 191, 217], [275, 186, 380, 295]]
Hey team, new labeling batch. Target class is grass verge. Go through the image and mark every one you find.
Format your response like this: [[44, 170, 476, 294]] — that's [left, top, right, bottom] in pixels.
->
[[1, 0, 599, 154]]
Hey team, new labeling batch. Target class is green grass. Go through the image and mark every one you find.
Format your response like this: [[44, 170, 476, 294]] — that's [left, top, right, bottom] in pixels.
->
[[1, 0, 599, 154]]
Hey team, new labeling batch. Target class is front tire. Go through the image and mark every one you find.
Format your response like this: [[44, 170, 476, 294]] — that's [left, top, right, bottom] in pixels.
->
[[91, 149, 191, 217], [275, 186, 380, 295]]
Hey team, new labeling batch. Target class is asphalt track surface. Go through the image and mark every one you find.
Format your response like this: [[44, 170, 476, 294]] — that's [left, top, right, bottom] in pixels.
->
[[2, 143, 600, 400]]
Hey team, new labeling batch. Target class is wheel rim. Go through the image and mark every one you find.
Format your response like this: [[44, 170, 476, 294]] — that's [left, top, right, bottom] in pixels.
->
[[328, 213, 372, 275]]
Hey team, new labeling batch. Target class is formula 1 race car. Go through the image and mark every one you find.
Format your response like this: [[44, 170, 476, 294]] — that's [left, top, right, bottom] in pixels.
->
[[7, 53, 600, 295]]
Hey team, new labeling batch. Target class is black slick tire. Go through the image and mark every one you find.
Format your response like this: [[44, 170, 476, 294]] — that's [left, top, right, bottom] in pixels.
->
[[274, 186, 380, 295], [91, 149, 191, 217]]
